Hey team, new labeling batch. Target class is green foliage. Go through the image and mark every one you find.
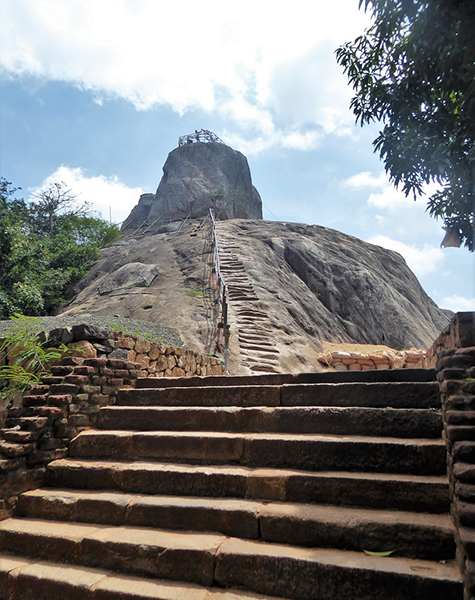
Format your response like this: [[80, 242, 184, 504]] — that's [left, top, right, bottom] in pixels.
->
[[0, 178, 121, 317], [0, 314, 67, 396], [336, 0, 475, 250], [363, 549, 397, 557], [187, 289, 204, 297], [108, 320, 165, 345]]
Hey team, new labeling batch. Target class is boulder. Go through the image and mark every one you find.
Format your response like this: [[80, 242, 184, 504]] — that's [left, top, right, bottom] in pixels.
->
[[71, 324, 113, 341], [98, 263, 160, 295]]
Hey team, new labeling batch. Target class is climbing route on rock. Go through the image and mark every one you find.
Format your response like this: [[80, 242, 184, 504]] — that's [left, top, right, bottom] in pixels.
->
[[216, 229, 281, 374]]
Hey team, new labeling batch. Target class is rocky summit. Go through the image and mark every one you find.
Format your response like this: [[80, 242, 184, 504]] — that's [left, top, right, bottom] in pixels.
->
[[122, 139, 262, 230], [55, 137, 451, 374]]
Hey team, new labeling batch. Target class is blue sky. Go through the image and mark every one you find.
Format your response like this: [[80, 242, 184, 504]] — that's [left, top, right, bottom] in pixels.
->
[[0, 0, 473, 313]]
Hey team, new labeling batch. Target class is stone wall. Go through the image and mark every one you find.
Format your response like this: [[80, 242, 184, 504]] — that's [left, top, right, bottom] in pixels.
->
[[430, 312, 475, 600], [112, 334, 224, 378], [0, 331, 224, 520], [317, 348, 426, 371]]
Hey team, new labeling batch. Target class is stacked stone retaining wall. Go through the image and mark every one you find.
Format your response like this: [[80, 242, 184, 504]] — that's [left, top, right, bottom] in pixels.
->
[[0, 330, 224, 520], [430, 312, 475, 600]]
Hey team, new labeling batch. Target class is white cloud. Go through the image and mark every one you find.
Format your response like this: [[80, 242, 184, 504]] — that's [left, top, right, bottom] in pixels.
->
[[367, 235, 446, 277], [0, 0, 371, 151], [30, 165, 142, 224], [343, 171, 387, 190], [440, 295, 475, 313]]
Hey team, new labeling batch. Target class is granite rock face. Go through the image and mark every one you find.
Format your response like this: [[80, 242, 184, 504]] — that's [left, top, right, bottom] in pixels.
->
[[122, 142, 262, 230], [58, 218, 451, 374]]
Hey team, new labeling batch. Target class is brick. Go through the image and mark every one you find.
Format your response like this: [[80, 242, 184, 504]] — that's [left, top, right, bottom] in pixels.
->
[[47, 395, 72, 407], [438, 368, 468, 381], [91, 394, 110, 406], [99, 368, 115, 377], [49, 384, 80, 395], [107, 359, 128, 369], [68, 415, 90, 427], [114, 369, 130, 378], [92, 376, 107, 385], [102, 386, 119, 395], [49, 365, 74, 376], [83, 358, 108, 367], [81, 385, 101, 394], [36, 407, 63, 418], [71, 366, 96, 375], [61, 357, 84, 366], [110, 379, 124, 387], [126, 362, 141, 370], [22, 396, 47, 407], [64, 375, 88, 386], [73, 394, 91, 403]]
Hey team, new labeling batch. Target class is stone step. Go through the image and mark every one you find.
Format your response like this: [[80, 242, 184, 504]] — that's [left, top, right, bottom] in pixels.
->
[[96, 406, 442, 438], [0, 554, 280, 600], [248, 365, 282, 373], [68, 430, 446, 475], [238, 334, 274, 342], [281, 382, 440, 409], [0, 518, 225, 587], [134, 369, 436, 388], [117, 385, 281, 406], [120, 382, 439, 409], [0, 520, 461, 600], [16, 489, 456, 560], [213, 538, 462, 600], [46, 459, 450, 512], [239, 343, 279, 353]]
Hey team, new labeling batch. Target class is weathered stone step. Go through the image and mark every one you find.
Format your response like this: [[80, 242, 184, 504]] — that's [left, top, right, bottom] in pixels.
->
[[248, 364, 282, 373], [238, 337, 272, 346], [0, 518, 225, 586], [97, 406, 442, 438], [0, 520, 461, 600], [46, 459, 450, 512], [117, 385, 281, 406], [239, 343, 279, 353], [213, 538, 462, 600], [281, 382, 440, 409], [135, 369, 436, 388], [0, 554, 281, 600], [121, 382, 439, 409], [16, 489, 455, 560], [68, 430, 446, 475]]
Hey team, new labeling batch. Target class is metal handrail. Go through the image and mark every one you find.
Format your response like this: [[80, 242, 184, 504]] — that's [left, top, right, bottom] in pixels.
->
[[179, 129, 223, 146], [208, 208, 230, 375]]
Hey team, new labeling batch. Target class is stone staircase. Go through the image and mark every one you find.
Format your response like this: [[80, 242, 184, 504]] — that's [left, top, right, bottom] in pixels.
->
[[217, 234, 281, 374], [0, 369, 463, 599]]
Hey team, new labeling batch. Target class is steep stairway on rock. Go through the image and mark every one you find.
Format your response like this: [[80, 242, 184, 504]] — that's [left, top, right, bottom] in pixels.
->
[[217, 233, 281, 374], [0, 369, 462, 600]]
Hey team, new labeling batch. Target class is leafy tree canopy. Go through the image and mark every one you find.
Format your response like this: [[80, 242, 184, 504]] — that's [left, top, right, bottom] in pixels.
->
[[336, 0, 475, 250], [0, 178, 120, 318]]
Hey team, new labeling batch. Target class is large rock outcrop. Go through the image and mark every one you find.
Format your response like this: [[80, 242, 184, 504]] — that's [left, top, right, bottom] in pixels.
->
[[122, 142, 262, 230], [58, 218, 450, 374]]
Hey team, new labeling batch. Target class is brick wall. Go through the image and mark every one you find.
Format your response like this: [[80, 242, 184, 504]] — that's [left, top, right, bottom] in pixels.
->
[[430, 312, 475, 600], [0, 337, 225, 520]]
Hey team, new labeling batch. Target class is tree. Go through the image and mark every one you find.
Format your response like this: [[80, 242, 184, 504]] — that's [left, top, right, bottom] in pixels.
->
[[30, 182, 91, 236], [0, 178, 120, 318], [336, 0, 475, 250]]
